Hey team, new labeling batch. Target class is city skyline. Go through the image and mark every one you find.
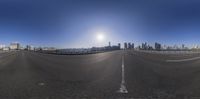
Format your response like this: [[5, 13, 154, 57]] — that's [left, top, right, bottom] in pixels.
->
[[0, 0, 200, 48], [1, 41, 200, 50]]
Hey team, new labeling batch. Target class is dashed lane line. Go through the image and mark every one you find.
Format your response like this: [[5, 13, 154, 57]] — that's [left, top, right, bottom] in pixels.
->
[[117, 55, 128, 93]]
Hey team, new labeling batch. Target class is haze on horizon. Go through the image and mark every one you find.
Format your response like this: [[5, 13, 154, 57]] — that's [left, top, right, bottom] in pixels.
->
[[0, 0, 200, 48]]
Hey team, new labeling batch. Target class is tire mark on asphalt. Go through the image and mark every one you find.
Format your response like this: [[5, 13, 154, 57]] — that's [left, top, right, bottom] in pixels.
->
[[166, 56, 200, 62]]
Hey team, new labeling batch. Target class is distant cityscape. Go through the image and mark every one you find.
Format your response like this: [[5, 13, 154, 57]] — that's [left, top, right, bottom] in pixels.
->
[[1, 42, 200, 55]]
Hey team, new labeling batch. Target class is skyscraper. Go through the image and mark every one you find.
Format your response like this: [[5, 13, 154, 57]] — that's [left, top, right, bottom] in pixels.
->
[[131, 43, 134, 49], [155, 42, 161, 51], [142, 42, 147, 50], [118, 43, 121, 49], [182, 44, 185, 49], [128, 43, 131, 49], [124, 43, 127, 49]]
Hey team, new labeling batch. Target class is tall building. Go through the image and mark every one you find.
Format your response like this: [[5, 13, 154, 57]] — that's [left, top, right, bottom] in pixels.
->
[[109, 42, 111, 47], [10, 43, 20, 50], [128, 43, 131, 49], [142, 42, 147, 50], [26, 45, 34, 51], [131, 43, 134, 49], [155, 42, 161, 51], [182, 44, 185, 49], [124, 43, 127, 49], [118, 43, 121, 49]]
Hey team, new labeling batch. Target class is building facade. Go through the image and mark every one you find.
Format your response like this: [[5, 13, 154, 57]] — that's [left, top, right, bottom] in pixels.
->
[[155, 42, 161, 51], [124, 43, 128, 49], [10, 43, 20, 50]]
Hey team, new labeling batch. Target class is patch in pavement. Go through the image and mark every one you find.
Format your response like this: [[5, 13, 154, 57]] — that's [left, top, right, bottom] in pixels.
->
[[38, 82, 45, 86]]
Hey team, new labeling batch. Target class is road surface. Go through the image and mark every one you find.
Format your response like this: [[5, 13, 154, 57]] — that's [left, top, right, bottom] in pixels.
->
[[0, 50, 200, 99]]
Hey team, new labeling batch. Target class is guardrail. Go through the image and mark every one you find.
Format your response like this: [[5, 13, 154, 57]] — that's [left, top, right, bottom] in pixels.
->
[[34, 50, 121, 55]]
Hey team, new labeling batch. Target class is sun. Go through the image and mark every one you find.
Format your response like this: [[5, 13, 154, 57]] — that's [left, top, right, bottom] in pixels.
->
[[96, 33, 105, 42]]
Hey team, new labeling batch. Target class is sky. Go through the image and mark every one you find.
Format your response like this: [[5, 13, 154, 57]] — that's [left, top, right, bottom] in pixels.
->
[[0, 0, 200, 48]]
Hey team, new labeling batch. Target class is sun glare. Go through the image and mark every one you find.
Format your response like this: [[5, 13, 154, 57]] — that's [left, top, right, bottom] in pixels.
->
[[96, 33, 105, 42]]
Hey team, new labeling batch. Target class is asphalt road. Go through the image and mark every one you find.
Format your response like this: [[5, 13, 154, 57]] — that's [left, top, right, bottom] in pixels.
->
[[1, 50, 200, 99]]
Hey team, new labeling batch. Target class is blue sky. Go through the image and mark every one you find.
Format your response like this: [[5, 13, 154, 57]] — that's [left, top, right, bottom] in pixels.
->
[[0, 0, 200, 48]]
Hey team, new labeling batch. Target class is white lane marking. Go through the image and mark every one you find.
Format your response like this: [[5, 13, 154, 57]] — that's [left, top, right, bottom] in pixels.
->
[[117, 55, 128, 93], [166, 56, 200, 62]]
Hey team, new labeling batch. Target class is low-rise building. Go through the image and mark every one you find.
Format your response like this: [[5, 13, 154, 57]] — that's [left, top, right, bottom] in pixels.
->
[[3, 47, 10, 51], [10, 43, 20, 50], [26, 45, 34, 51], [0, 44, 5, 50]]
